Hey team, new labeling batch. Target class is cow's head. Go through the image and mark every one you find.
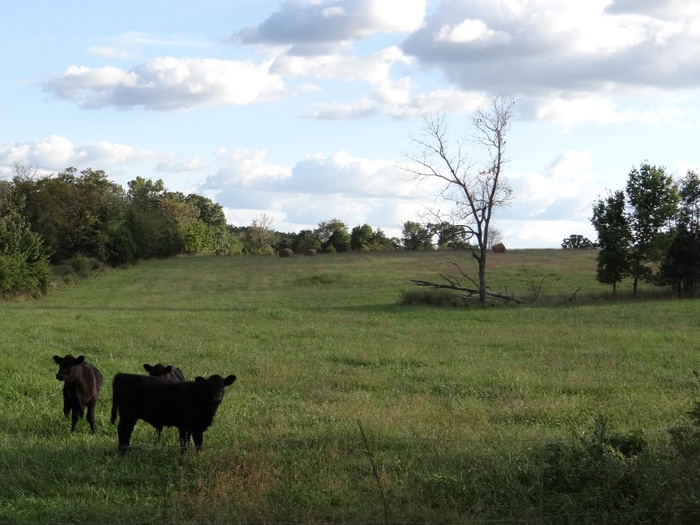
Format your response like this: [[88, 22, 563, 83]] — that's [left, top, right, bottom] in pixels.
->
[[143, 363, 173, 377], [195, 374, 236, 406], [53, 354, 85, 381]]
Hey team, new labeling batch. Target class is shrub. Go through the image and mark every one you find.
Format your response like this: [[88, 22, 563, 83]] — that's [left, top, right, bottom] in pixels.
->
[[399, 289, 470, 307], [68, 254, 102, 278], [0, 217, 50, 295]]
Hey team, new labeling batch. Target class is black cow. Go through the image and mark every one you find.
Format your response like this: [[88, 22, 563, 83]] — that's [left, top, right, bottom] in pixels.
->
[[111, 373, 236, 453], [53, 354, 103, 433], [143, 363, 186, 382], [142, 363, 186, 441]]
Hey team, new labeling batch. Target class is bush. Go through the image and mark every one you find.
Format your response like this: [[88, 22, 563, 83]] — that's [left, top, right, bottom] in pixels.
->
[[68, 254, 103, 278], [0, 217, 50, 295], [399, 289, 471, 307]]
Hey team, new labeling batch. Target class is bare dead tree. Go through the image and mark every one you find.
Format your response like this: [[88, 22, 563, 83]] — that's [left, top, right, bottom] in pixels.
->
[[402, 95, 515, 305]]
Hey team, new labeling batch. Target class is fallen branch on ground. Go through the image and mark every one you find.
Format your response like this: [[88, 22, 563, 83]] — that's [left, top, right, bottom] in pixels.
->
[[410, 279, 529, 304]]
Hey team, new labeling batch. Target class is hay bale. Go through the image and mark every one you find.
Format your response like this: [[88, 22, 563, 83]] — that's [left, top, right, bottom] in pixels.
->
[[492, 242, 506, 253], [279, 248, 294, 258], [304, 249, 317, 256]]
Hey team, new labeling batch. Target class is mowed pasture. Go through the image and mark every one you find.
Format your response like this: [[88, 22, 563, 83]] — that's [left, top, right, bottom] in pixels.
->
[[1, 249, 699, 524]]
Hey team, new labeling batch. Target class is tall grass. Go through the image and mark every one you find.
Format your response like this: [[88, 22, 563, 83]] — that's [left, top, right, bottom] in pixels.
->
[[1, 250, 699, 523]]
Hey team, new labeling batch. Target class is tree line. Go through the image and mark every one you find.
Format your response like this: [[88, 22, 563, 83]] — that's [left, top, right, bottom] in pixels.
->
[[0, 166, 235, 295], [590, 162, 700, 295], [0, 165, 489, 296]]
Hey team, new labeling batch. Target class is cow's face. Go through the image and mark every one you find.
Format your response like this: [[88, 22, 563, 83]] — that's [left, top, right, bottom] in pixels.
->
[[195, 374, 237, 406], [143, 363, 173, 377], [53, 354, 85, 381]]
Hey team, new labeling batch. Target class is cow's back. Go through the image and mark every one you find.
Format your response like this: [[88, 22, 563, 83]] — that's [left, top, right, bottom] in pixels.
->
[[112, 373, 195, 428], [73, 363, 102, 402]]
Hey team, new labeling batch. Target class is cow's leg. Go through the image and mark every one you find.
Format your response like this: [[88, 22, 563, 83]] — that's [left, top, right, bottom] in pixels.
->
[[70, 406, 80, 432], [117, 418, 136, 454], [86, 399, 97, 434], [62, 384, 71, 417], [191, 431, 204, 452]]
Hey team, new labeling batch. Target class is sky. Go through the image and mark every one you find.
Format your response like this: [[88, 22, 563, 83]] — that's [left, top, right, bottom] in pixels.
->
[[2, 0, 700, 248]]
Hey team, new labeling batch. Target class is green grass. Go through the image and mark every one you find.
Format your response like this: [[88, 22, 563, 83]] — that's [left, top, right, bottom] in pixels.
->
[[1, 250, 699, 523]]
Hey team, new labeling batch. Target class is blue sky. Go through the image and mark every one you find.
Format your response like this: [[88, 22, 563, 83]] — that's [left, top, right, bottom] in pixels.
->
[[2, 0, 699, 248]]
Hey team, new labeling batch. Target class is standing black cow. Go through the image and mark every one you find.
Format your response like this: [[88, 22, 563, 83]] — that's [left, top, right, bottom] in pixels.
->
[[143, 363, 186, 441], [53, 354, 103, 433], [111, 373, 236, 453]]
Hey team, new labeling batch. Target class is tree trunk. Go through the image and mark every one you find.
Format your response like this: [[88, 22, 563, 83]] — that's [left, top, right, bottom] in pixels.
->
[[478, 255, 487, 305]]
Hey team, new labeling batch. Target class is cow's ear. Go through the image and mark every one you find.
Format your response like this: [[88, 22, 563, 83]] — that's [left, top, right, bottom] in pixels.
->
[[195, 376, 206, 385], [76, 355, 85, 364], [224, 375, 236, 386], [53, 355, 62, 364], [143, 364, 152, 372]]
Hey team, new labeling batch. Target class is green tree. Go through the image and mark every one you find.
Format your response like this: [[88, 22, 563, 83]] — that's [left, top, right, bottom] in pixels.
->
[[70, 168, 129, 263], [245, 214, 275, 255], [0, 179, 14, 218], [126, 178, 182, 259], [591, 190, 631, 294], [292, 229, 322, 253], [561, 234, 596, 249], [625, 163, 679, 294], [350, 224, 374, 251], [0, 216, 50, 295], [430, 221, 470, 250], [401, 221, 433, 250], [11, 172, 75, 262], [316, 219, 350, 252], [658, 170, 700, 293], [369, 228, 397, 251]]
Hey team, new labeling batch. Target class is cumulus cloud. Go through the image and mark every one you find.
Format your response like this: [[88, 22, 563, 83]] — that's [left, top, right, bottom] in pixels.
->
[[437, 18, 511, 45], [196, 148, 426, 234], [42, 57, 285, 111], [233, 0, 426, 51], [202, 148, 292, 190], [606, 0, 700, 19], [306, 87, 484, 120], [505, 150, 603, 223], [402, 0, 700, 95], [0, 136, 158, 173]]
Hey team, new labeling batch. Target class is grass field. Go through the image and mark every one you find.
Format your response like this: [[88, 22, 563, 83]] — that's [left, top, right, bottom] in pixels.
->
[[1, 250, 699, 524]]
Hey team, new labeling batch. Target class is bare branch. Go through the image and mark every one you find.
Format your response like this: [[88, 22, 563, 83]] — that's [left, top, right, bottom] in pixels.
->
[[410, 279, 527, 304]]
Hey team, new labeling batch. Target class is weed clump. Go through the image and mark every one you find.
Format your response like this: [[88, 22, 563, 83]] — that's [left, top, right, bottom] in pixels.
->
[[399, 289, 471, 307]]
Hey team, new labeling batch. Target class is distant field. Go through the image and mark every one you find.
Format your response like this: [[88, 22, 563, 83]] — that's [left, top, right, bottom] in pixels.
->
[[1, 250, 698, 524]]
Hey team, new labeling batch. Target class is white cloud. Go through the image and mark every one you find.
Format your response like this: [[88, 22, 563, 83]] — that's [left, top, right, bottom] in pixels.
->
[[0, 136, 158, 173], [505, 150, 603, 225], [42, 57, 285, 111], [204, 148, 292, 189], [197, 148, 428, 235], [402, 0, 700, 97], [234, 0, 426, 49], [273, 45, 411, 84], [437, 18, 511, 45], [531, 93, 684, 128], [501, 218, 596, 249]]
